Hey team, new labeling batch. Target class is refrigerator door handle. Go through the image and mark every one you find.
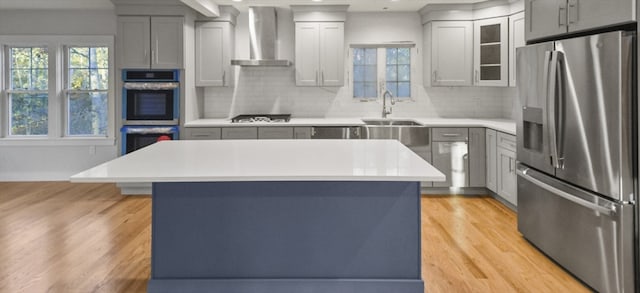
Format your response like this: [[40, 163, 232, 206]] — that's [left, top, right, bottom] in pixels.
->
[[516, 166, 616, 216], [547, 51, 561, 169]]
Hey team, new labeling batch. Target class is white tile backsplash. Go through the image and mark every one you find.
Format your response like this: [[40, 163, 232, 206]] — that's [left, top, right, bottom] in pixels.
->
[[203, 66, 517, 119]]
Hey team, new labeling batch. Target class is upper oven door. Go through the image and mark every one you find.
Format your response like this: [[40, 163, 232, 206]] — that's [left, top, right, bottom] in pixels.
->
[[124, 89, 176, 122]]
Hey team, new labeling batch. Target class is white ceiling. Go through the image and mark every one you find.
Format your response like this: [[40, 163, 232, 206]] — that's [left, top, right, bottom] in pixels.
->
[[0, 0, 488, 12]]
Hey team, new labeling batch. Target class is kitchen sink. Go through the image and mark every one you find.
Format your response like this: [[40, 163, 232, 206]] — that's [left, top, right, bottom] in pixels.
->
[[360, 119, 429, 148], [361, 119, 422, 126]]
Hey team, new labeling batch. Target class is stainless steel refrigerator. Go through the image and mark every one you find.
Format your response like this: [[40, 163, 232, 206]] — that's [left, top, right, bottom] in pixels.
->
[[516, 30, 635, 292]]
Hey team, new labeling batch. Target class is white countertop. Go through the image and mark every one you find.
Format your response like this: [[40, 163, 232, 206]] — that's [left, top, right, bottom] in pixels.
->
[[70, 140, 446, 183], [184, 118, 516, 135]]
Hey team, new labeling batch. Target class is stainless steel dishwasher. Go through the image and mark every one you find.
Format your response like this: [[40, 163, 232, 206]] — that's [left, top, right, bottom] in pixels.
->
[[310, 127, 361, 139]]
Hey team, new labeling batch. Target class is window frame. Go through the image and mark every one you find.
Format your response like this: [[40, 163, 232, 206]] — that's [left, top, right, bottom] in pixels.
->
[[6, 45, 50, 137], [349, 44, 416, 102], [64, 45, 111, 137], [0, 35, 115, 145]]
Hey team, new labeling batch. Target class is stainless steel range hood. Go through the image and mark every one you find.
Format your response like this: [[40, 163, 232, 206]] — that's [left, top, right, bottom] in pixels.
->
[[231, 7, 291, 67]]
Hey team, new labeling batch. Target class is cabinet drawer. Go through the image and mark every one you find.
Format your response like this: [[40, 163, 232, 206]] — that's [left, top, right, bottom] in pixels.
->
[[184, 128, 221, 140], [432, 128, 468, 142], [497, 132, 516, 151], [221, 127, 258, 139], [294, 127, 312, 139], [258, 127, 294, 139]]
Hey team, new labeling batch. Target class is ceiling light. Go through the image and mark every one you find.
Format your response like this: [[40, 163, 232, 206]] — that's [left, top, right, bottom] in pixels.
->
[[312, 0, 323, 2], [232, 0, 242, 2]]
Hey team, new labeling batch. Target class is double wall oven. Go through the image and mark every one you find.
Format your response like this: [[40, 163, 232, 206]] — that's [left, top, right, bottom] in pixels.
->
[[120, 69, 180, 155]]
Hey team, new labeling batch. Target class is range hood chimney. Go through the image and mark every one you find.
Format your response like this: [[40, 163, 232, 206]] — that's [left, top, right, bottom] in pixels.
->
[[231, 7, 291, 66]]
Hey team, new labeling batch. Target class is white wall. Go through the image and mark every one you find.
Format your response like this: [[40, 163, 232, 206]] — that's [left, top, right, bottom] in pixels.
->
[[202, 11, 515, 119], [0, 9, 118, 181]]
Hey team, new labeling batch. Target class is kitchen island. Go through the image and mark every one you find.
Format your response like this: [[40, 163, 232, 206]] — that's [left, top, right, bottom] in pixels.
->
[[71, 139, 445, 293]]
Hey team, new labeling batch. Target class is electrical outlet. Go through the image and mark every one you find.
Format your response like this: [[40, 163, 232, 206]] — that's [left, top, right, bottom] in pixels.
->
[[88, 145, 96, 155]]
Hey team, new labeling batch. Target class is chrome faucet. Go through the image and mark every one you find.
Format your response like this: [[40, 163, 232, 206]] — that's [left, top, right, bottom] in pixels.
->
[[382, 90, 395, 118]]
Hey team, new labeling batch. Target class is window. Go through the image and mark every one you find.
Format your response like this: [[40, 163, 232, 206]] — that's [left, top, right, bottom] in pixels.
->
[[1, 35, 114, 143], [353, 48, 377, 98], [385, 48, 410, 98], [352, 46, 413, 100], [8, 47, 49, 136], [67, 47, 109, 136]]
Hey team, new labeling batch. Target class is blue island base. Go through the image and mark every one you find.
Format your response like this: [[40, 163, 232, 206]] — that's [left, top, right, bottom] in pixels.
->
[[149, 181, 423, 293], [148, 279, 423, 293]]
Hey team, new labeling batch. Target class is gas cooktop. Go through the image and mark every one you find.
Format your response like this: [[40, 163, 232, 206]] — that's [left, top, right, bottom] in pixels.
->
[[231, 114, 291, 123]]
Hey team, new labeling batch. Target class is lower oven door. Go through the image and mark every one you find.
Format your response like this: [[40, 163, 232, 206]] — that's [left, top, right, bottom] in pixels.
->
[[121, 126, 179, 155], [516, 164, 634, 293]]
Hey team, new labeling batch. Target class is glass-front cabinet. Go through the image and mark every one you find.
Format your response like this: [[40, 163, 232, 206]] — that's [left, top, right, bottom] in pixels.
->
[[473, 17, 508, 86]]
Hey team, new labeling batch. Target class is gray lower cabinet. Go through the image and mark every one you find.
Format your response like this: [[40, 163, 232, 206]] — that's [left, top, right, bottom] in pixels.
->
[[294, 127, 312, 139], [485, 129, 498, 191], [432, 128, 469, 188], [468, 128, 486, 187], [258, 127, 294, 139], [221, 127, 258, 139], [184, 128, 222, 140], [496, 132, 517, 205]]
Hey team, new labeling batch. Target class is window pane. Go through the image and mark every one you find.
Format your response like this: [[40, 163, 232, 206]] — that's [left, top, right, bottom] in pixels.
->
[[398, 82, 411, 97], [70, 69, 89, 89], [95, 47, 109, 68], [70, 47, 90, 68], [353, 65, 364, 82], [353, 48, 365, 65], [11, 48, 32, 69], [32, 69, 48, 90], [10, 93, 48, 135], [386, 48, 398, 65], [386, 65, 397, 81], [397, 48, 410, 65], [11, 69, 30, 90], [68, 46, 109, 90], [32, 48, 48, 68], [68, 92, 108, 136], [354, 82, 364, 98], [364, 65, 376, 82], [398, 65, 411, 81], [10, 47, 48, 90], [364, 82, 377, 97], [94, 69, 109, 90], [364, 48, 377, 65], [386, 82, 398, 97]]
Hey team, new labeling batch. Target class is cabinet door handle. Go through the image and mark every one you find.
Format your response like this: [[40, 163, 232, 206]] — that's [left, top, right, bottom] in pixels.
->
[[568, 0, 578, 24], [558, 4, 568, 26], [321, 71, 325, 85], [315, 71, 318, 85], [442, 133, 461, 137], [474, 70, 479, 83], [433, 70, 437, 83], [222, 70, 226, 85]]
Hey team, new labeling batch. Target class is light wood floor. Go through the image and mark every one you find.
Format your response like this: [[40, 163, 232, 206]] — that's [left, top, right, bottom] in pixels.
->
[[0, 182, 590, 293]]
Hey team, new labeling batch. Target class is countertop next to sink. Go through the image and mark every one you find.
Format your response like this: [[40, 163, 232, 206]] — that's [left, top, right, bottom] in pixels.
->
[[185, 118, 516, 135]]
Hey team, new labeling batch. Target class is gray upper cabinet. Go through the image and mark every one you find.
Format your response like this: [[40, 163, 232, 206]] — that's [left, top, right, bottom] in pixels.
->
[[195, 21, 235, 87], [294, 22, 344, 87], [468, 128, 486, 187], [525, 0, 635, 41], [429, 21, 474, 86], [118, 16, 184, 69], [473, 17, 508, 87]]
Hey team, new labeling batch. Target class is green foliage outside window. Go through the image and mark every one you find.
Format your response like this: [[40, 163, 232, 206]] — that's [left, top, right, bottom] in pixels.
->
[[67, 47, 109, 136], [9, 47, 48, 135]]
